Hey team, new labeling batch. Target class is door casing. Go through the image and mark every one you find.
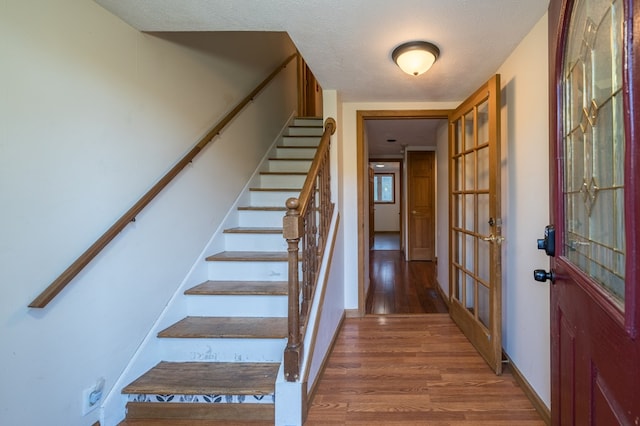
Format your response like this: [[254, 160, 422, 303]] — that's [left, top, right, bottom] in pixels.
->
[[356, 110, 451, 315]]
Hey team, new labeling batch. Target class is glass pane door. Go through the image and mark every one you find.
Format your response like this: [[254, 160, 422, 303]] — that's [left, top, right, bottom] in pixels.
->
[[562, 0, 625, 308], [449, 75, 502, 374]]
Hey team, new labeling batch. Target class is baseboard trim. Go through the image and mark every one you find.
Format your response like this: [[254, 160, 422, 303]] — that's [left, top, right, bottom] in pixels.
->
[[345, 309, 362, 318], [305, 311, 346, 417], [435, 279, 450, 309], [504, 352, 551, 425]]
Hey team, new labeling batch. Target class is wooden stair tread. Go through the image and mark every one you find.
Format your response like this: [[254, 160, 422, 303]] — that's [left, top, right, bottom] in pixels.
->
[[205, 251, 288, 262], [186, 280, 287, 295], [158, 316, 287, 339], [223, 227, 282, 234], [122, 361, 279, 395]]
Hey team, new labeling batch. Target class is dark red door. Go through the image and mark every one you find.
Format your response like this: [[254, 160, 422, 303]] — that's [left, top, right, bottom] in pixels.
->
[[545, 0, 640, 424]]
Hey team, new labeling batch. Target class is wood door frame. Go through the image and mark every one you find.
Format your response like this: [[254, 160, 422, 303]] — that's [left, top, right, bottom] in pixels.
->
[[356, 110, 451, 315]]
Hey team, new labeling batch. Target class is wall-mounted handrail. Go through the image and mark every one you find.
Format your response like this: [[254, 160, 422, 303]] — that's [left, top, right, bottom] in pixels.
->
[[282, 117, 336, 381], [29, 53, 298, 309]]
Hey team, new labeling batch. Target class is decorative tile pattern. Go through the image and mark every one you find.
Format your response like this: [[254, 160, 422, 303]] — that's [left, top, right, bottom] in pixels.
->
[[128, 393, 275, 404]]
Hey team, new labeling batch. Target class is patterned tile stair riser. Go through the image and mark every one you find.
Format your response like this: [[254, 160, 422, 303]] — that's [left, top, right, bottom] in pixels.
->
[[128, 393, 274, 404]]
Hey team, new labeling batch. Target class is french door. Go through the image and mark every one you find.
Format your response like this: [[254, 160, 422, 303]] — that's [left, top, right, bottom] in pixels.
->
[[449, 75, 503, 374], [547, 0, 640, 423]]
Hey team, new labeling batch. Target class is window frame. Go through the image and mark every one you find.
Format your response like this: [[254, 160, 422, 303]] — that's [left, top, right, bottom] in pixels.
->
[[373, 172, 395, 204]]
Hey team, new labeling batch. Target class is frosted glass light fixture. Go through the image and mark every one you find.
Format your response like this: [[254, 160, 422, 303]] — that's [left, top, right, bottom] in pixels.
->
[[392, 41, 440, 76]]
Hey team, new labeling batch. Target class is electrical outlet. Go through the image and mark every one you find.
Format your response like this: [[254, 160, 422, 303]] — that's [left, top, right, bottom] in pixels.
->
[[81, 378, 105, 416]]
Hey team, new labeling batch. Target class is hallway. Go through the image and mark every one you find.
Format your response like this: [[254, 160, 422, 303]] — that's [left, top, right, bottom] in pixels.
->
[[366, 233, 448, 315], [305, 315, 545, 425]]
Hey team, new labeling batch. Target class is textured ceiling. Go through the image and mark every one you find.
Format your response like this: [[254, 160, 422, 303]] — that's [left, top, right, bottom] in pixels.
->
[[95, 0, 549, 103], [366, 119, 447, 156]]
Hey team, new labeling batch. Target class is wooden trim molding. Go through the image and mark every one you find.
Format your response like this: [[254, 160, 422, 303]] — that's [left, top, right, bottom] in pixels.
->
[[503, 352, 551, 425], [435, 278, 451, 309], [357, 109, 452, 316]]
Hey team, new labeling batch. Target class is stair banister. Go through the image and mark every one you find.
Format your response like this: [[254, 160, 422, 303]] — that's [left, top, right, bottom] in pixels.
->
[[283, 117, 336, 381], [29, 53, 298, 309]]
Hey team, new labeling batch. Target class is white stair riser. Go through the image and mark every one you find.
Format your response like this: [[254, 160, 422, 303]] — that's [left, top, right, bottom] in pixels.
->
[[273, 147, 317, 159], [158, 338, 287, 363], [224, 233, 287, 252], [268, 160, 311, 173], [280, 136, 321, 147], [250, 190, 299, 207], [260, 174, 306, 188], [285, 127, 323, 136], [238, 210, 285, 227], [293, 118, 323, 127], [208, 261, 289, 281], [186, 295, 287, 317]]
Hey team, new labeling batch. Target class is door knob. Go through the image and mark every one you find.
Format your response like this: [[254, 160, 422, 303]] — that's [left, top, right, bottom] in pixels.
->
[[533, 269, 554, 283], [482, 234, 505, 244]]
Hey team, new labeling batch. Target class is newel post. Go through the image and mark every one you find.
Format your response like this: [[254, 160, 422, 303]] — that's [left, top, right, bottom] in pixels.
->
[[283, 197, 302, 381]]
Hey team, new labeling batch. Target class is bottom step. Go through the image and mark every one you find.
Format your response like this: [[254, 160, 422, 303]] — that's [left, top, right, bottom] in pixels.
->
[[122, 362, 278, 422], [124, 401, 274, 422]]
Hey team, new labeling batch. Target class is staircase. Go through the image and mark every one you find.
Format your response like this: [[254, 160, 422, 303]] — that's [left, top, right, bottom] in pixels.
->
[[119, 117, 324, 424]]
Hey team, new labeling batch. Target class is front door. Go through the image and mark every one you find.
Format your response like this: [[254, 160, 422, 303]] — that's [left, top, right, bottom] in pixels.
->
[[449, 75, 503, 374], [408, 151, 435, 261], [547, 0, 640, 423]]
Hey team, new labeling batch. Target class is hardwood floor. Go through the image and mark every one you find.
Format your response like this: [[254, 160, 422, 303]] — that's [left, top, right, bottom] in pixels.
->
[[366, 238, 448, 314], [305, 315, 545, 425]]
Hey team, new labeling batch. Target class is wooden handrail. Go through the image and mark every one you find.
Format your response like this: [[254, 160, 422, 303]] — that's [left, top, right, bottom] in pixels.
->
[[296, 118, 336, 217], [283, 117, 336, 381], [29, 53, 298, 308]]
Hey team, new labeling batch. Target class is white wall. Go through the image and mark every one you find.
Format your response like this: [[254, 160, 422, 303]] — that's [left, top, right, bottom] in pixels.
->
[[373, 168, 401, 232], [0, 1, 297, 425], [435, 121, 450, 296], [497, 13, 551, 408]]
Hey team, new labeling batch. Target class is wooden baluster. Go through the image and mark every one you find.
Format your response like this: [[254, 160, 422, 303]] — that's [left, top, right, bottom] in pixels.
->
[[282, 116, 336, 382], [283, 198, 302, 381]]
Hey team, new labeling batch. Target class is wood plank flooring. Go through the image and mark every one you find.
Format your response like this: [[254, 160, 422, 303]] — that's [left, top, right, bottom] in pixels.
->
[[305, 315, 545, 425], [366, 243, 448, 314]]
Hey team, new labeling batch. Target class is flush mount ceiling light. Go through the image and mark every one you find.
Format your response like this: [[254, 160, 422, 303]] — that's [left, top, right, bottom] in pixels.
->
[[392, 41, 440, 76]]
